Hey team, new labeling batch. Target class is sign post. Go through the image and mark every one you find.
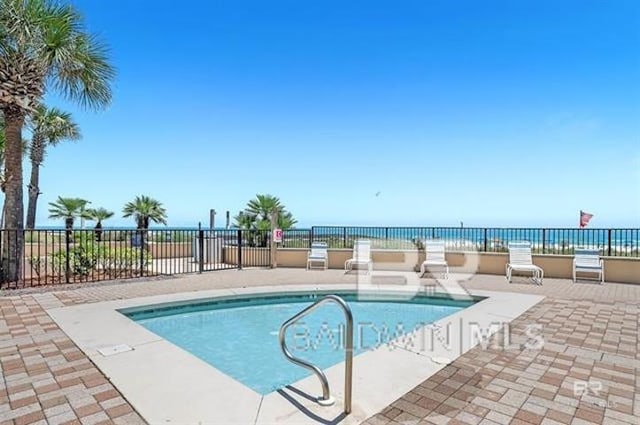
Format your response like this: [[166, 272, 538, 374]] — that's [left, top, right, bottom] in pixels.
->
[[270, 209, 279, 268]]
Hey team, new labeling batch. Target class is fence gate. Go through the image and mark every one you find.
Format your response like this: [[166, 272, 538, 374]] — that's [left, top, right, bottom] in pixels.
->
[[199, 229, 271, 272]]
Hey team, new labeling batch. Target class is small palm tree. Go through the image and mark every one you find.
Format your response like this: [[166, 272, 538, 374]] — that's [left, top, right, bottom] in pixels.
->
[[48, 197, 90, 230], [233, 211, 259, 246], [84, 207, 114, 241], [122, 196, 167, 230], [243, 194, 297, 229], [234, 195, 297, 247], [234, 211, 257, 230], [26, 105, 81, 228]]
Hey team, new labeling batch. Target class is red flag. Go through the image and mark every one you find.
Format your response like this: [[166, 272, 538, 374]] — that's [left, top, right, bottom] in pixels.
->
[[579, 210, 593, 228]]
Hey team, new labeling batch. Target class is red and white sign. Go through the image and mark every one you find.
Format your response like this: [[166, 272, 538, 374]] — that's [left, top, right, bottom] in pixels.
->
[[273, 228, 283, 243]]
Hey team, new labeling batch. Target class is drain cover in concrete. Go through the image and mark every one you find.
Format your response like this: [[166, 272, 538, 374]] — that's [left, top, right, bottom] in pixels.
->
[[98, 344, 133, 357]]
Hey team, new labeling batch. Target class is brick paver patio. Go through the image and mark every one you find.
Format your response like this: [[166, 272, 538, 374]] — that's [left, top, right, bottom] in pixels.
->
[[1, 269, 639, 424]]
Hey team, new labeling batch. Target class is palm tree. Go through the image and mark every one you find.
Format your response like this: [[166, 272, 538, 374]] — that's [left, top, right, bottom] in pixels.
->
[[0, 0, 114, 282], [233, 211, 260, 246], [0, 112, 29, 229], [234, 211, 257, 230], [48, 197, 90, 230], [26, 105, 81, 228], [84, 207, 113, 242], [243, 194, 297, 230], [122, 196, 167, 230], [234, 195, 297, 247]]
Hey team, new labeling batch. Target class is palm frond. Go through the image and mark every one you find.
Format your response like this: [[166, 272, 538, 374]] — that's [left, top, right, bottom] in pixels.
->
[[239, 194, 297, 230], [84, 207, 114, 222], [0, 0, 115, 113], [47, 196, 90, 220]]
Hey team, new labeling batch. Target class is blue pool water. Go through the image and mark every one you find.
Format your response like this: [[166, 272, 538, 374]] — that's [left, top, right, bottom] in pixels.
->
[[124, 292, 474, 394]]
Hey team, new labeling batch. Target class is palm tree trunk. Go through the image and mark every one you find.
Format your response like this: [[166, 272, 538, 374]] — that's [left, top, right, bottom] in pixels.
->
[[94, 221, 103, 242], [0, 200, 5, 229], [1, 109, 25, 284], [26, 136, 44, 229]]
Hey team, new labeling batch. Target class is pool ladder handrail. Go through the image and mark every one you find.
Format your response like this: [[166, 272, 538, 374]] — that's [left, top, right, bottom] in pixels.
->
[[278, 294, 353, 414]]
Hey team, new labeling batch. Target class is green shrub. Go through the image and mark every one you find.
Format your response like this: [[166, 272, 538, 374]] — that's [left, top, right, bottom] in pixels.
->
[[97, 247, 151, 277], [51, 243, 99, 277], [47, 233, 152, 278], [27, 256, 44, 277]]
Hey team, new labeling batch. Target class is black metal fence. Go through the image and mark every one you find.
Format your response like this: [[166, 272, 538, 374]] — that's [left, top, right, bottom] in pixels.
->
[[0, 228, 272, 289], [1, 225, 637, 289], [287, 226, 639, 257]]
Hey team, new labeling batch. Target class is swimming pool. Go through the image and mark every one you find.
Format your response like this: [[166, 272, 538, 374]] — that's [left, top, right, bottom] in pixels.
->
[[123, 291, 476, 395]]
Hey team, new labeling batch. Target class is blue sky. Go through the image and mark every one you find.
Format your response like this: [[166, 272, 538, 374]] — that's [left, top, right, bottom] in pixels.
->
[[37, 0, 639, 228]]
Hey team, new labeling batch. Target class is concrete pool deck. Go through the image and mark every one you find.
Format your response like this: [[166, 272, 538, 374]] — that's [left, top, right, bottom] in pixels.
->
[[0, 269, 639, 424], [45, 284, 542, 424]]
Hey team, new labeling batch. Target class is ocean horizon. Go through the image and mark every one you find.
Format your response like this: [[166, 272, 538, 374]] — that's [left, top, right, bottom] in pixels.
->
[[27, 225, 639, 249]]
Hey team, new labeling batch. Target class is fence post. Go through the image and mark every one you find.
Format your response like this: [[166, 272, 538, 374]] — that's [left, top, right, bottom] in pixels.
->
[[607, 229, 612, 256], [542, 229, 546, 254], [309, 227, 314, 248], [198, 225, 204, 273], [343, 227, 347, 248], [139, 230, 145, 277], [65, 230, 71, 283], [237, 229, 243, 270], [483, 228, 488, 252], [385, 227, 389, 240]]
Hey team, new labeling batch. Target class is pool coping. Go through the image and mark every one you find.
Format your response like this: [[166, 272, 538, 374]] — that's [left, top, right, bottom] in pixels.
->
[[46, 284, 544, 424]]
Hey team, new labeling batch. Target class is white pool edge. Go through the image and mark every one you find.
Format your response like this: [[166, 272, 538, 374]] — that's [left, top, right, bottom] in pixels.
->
[[46, 284, 544, 425]]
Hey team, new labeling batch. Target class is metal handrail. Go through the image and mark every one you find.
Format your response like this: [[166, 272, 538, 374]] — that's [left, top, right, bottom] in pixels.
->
[[278, 294, 353, 414]]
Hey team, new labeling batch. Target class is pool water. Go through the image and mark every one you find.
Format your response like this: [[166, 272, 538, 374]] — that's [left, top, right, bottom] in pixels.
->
[[125, 292, 473, 394]]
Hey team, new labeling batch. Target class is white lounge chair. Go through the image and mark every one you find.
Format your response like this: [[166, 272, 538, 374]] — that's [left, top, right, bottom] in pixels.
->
[[506, 241, 543, 285], [307, 242, 328, 270], [420, 240, 449, 278], [344, 240, 373, 273], [573, 248, 604, 284]]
